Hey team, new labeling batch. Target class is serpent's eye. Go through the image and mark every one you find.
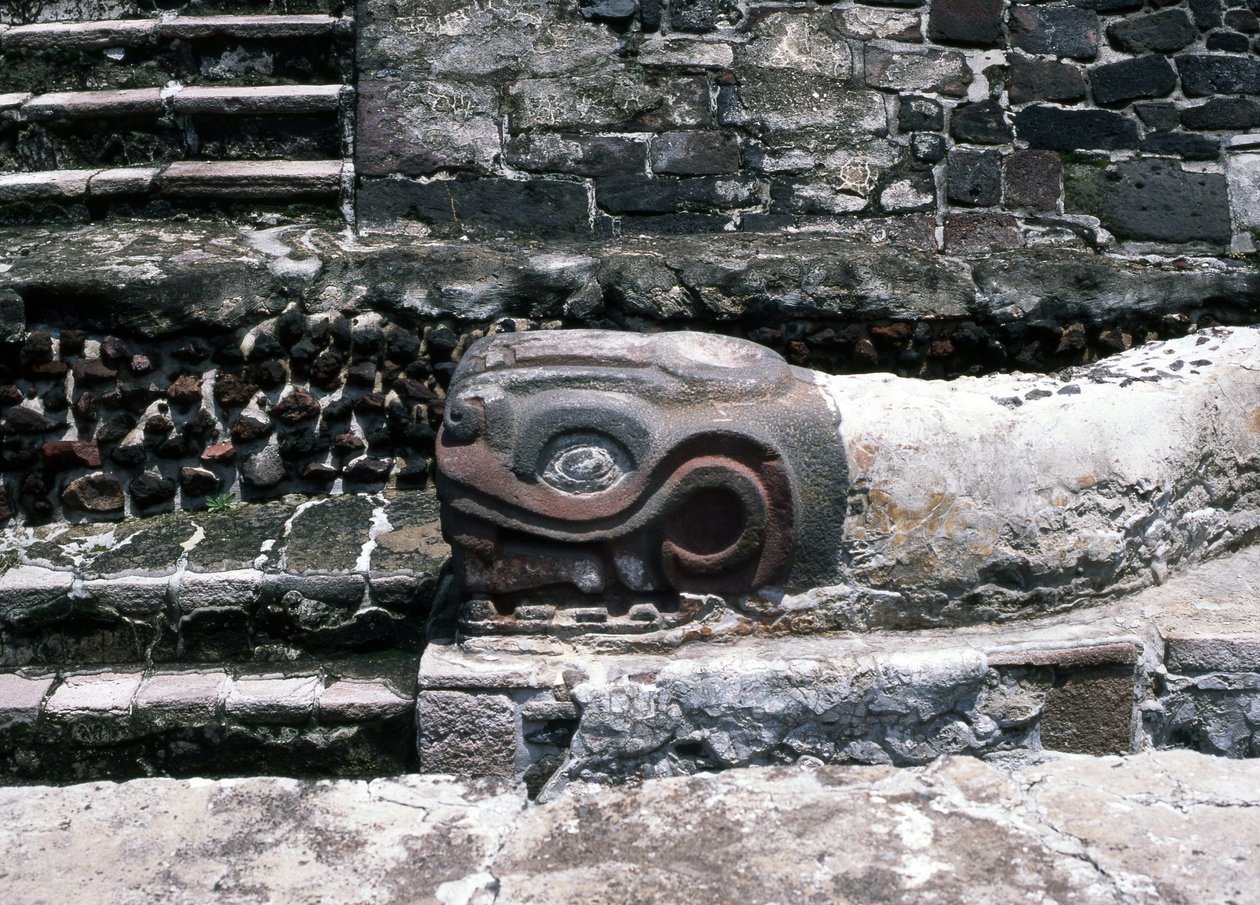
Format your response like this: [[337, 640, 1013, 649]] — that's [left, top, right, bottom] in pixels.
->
[[539, 432, 632, 494]]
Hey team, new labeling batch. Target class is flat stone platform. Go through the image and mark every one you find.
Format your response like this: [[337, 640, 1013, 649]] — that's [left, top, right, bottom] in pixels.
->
[[0, 750, 1255, 904]]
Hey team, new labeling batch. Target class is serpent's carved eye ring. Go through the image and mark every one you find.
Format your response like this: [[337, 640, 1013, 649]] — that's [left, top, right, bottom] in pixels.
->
[[539, 432, 634, 494]]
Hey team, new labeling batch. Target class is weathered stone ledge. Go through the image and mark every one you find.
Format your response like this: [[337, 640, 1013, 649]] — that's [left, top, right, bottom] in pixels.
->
[[2, 223, 1255, 338], [0, 665, 410, 731], [1, 751, 1257, 904]]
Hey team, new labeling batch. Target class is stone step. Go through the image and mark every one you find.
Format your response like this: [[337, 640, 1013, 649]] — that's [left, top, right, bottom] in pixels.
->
[[419, 545, 1260, 793], [160, 159, 344, 197], [5, 752, 1256, 904], [0, 658, 417, 783], [0, 14, 340, 48], [1, 0, 345, 25], [0, 491, 446, 668], [13, 84, 346, 120], [0, 160, 346, 204]]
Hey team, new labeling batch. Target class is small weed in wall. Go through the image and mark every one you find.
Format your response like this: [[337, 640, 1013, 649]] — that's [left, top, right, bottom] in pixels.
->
[[206, 493, 236, 514]]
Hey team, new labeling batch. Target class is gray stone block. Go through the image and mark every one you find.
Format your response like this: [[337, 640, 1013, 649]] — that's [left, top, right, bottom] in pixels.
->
[[178, 569, 263, 613], [1065, 158, 1232, 244], [0, 567, 74, 625], [226, 675, 321, 724], [928, 0, 1004, 46], [418, 690, 518, 777], [45, 672, 144, 722], [0, 674, 54, 727], [865, 44, 970, 97], [135, 671, 227, 726], [1227, 151, 1260, 231], [318, 679, 411, 723], [947, 149, 1001, 207], [355, 79, 500, 178], [1166, 635, 1260, 673], [1010, 3, 1099, 60], [82, 575, 170, 618]]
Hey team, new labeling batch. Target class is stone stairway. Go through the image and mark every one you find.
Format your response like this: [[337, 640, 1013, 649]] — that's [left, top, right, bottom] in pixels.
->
[[0, 489, 445, 782], [0, 2, 353, 221]]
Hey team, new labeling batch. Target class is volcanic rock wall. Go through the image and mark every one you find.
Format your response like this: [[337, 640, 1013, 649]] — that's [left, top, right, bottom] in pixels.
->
[[356, 0, 1260, 252], [1, 0, 1259, 526]]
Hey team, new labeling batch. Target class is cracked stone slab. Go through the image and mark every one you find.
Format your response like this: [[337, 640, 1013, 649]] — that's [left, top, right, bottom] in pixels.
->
[[0, 752, 1256, 904]]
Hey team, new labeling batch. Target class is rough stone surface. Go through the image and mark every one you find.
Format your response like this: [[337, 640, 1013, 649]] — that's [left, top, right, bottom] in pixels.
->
[[928, 0, 1004, 46], [418, 689, 518, 778], [0, 753, 1258, 904], [225, 675, 321, 724], [1090, 55, 1177, 106], [1066, 158, 1233, 244], [1015, 106, 1140, 151], [1010, 4, 1100, 60]]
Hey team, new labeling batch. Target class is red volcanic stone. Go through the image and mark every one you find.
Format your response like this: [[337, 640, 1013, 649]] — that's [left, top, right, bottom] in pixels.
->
[[144, 414, 175, 435], [4, 406, 58, 434], [59, 330, 87, 357], [42, 440, 101, 472], [29, 361, 69, 378], [853, 338, 880, 368], [354, 393, 386, 415], [167, 373, 203, 407], [301, 462, 339, 482], [870, 323, 912, 346], [73, 359, 118, 384], [392, 376, 440, 403], [180, 467, 221, 496], [230, 412, 272, 443], [310, 351, 344, 391], [333, 432, 367, 455], [61, 473, 125, 513], [72, 392, 99, 421], [99, 336, 131, 364], [202, 441, 236, 464], [270, 387, 321, 425], [213, 373, 256, 409], [344, 456, 393, 483]]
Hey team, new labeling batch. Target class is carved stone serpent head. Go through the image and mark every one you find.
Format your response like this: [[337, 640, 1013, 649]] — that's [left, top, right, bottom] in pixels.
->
[[436, 330, 848, 633]]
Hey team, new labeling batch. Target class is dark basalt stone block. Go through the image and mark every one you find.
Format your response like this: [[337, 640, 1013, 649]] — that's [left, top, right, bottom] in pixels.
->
[[358, 178, 593, 238], [1180, 96, 1260, 129], [1015, 106, 1139, 152], [1065, 158, 1231, 244], [898, 95, 944, 132], [1177, 54, 1260, 97], [1010, 4, 1099, 60], [1091, 55, 1178, 106], [1140, 131, 1221, 160], [928, 0, 1004, 46], [1008, 56, 1087, 105], [1107, 9, 1197, 53], [950, 100, 1012, 145], [947, 149, 1002, 207]]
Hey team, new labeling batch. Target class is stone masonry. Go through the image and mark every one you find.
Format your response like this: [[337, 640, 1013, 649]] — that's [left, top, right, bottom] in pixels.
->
[[356, 0, 1260, 254]]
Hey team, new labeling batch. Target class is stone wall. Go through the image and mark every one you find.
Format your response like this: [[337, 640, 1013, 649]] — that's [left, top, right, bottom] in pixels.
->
[[357, 0, 1260, 253], [1, 223, 1255, 527]]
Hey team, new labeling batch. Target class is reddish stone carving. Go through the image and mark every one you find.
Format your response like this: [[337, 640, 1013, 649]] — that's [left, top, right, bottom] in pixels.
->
[[436, 330, 847, 635]]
